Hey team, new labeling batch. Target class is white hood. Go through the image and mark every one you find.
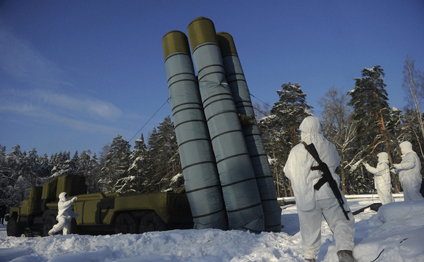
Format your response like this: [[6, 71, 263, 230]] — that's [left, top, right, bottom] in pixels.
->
[[59, 192, 68, 202], [400, 141, 413, 156], [377, 152, 389, 164], [300, 116, 321, 142]]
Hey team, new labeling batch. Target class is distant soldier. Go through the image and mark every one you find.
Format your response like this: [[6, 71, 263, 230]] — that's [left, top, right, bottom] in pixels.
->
[[363, 152, 394, 205], [48, 192, 79, 235], [392, 141, 424, 202], [0, 203, 6, 225]]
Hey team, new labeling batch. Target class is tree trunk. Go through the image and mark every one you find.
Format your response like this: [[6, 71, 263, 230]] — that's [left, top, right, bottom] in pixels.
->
[[374, 94, 401, 193]]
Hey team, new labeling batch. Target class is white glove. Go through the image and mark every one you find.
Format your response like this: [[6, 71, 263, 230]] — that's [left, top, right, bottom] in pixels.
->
[[393, 164, 402, 169], [363, 163, 370, 170]]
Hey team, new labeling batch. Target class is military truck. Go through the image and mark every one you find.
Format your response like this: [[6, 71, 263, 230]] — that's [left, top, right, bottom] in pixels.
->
[[6, 174, 193, 237]]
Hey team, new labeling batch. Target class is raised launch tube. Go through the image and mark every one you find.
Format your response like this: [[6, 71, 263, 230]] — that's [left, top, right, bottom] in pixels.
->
[[217, 32, 281, 232], [162, 30, 227, 230], [187, 17, 264, 232]]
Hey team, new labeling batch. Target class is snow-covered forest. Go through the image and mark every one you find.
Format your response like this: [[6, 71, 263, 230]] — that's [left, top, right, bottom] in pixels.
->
[[0, 115, 183, 207], [1, 59, 424, 207]]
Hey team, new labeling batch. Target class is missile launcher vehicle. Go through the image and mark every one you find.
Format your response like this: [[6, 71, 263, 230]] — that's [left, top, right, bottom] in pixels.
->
[[6, 174, 193, 237]]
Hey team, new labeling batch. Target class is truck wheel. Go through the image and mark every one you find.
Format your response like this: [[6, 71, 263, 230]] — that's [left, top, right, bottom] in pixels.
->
[[6, 216, 24, 237], [114, 213, 138, 234], [42, 215, 56, 236], [139, 212, 166, 234]]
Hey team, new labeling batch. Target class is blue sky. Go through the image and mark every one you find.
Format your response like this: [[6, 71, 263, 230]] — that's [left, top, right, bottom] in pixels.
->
[[1, 0, 423, 157]]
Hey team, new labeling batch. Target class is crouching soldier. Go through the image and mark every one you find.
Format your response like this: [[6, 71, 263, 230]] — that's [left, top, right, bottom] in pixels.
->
[[49, 192, 79, 236], [284, 116, 356, 262]]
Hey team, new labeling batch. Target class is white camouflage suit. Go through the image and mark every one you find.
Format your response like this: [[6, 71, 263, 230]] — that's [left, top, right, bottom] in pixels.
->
[[284, 116, 355, 261], [393, 141, 424, 202], [363, 152, 394, 205], [48, 192, 79, 235]]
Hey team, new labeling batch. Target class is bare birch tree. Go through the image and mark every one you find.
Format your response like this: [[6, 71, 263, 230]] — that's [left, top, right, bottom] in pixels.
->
[[403, 55, 424, 159], [319, 86, 356, 194]]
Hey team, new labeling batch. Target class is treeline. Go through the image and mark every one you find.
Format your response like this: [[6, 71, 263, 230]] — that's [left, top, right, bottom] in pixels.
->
[[0, 116, 182, 207], [1, 57, 424, 206]]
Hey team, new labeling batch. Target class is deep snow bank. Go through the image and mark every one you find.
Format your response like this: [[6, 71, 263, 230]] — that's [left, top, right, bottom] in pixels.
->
[[353, 200, 424, 262], [1, 198, 424, 262], [0, 229, 303, 262]]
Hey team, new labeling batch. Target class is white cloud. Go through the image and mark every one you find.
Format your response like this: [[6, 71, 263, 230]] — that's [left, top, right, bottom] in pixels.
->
[[2, 88, 122, 120], [0, 26, 68, 87], [36, 90, 122, 119], [0, 26, 122, 121], [0, 100, 126, 136], [0, 25, 125, 137]]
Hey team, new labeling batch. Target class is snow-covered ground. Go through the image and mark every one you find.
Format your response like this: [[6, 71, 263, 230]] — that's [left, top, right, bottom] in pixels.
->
[[1, 196, 424, 262]]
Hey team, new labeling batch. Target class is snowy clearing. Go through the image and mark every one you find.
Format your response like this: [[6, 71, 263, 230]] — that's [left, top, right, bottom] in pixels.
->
[[1, 197, 424, 262]]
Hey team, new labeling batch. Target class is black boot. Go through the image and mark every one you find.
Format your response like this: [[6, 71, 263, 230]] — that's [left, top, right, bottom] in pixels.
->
[[337, 250, 356, 262]]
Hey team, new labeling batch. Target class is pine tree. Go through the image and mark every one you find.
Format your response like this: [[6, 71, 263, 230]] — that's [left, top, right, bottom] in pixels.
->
[[71, 151, 79, 173], [271, 82, 313, 147], [77, 150, 96, 193], [23, 148, 42, 186], [5, 145, 30, 205], [145, 127, 159, 190], [0, 144, 11, 204], [77, 150, 91, 176], [39, 153, 51, 178], [127, 134, 147, 192], [259, 82, 312, 197], [50, 152, 75, 177], [99, 135, 131, 194], [348, 65, 399, 193], [87, 152, 102, 193], [348, 66, 391, 154], [145, 116, 182, 192]]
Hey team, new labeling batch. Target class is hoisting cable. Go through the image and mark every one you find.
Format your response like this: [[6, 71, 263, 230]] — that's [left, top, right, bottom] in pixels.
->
[[249, 93, 272, 117], [129, 98, 170, 143], [250, 93, 271, 108]]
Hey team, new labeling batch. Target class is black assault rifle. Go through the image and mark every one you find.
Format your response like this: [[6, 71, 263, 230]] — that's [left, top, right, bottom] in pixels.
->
[[302, 142, 350, 220]]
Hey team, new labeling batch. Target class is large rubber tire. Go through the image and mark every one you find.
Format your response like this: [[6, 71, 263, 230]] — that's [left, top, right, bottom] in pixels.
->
[[114, 213, 138, 234], [6, 216, 24, 237], [138, 212, 167, 234], [42, 215, 57, 236]]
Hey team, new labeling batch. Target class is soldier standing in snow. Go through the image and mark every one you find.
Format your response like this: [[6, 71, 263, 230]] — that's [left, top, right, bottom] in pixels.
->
[[0, 203, 6, 225], [48, 192, 79, 235], [392, 141, 424, 202], [363, 152, 394, 205], [284, 116, 356, 262]]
